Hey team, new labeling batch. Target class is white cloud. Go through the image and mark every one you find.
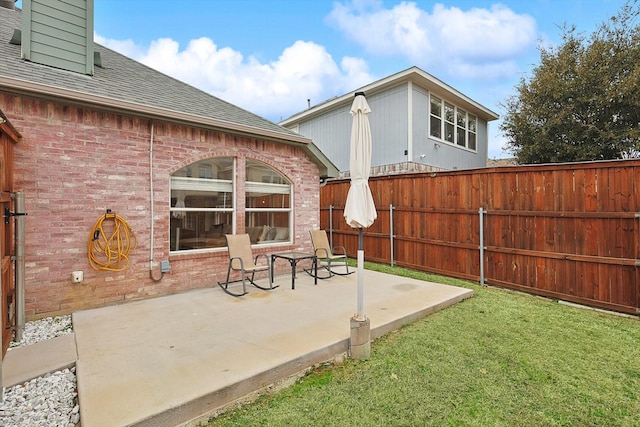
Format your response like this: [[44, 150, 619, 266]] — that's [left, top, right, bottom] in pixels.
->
[[328, 1, 430, 58], [327, 1, 537, 80], [94, 1, 536, 159], [94, 34, 144, 60], [95, 35, 374, 123]]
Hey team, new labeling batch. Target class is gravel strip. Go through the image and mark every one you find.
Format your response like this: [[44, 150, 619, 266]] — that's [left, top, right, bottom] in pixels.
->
[[0, 316, 79, 427]]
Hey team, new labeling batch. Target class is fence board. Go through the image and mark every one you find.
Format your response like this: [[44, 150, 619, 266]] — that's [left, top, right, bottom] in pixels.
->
[[320, 159, 640, 315]]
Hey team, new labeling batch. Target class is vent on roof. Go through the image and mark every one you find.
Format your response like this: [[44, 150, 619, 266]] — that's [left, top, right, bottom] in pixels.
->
[[9, 29, 21, 45], [0, 0, 16, 10]]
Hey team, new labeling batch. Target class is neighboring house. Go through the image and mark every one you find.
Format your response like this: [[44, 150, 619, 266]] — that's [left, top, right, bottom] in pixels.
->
[[487, 158, 518, 167], [0, 1, 337, 318], [280, 66, 499, 176]]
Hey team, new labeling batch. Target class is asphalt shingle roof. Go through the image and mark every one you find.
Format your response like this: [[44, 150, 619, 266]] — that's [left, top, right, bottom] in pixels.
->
[[0, 7, 297, 138]]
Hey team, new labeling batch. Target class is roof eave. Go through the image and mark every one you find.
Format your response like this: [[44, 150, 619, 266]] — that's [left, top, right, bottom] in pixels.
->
[[1, 76, 337, 178], [0, 75, 313, 144], [280, 66, 499, 126], [302, 142, 339, 178]]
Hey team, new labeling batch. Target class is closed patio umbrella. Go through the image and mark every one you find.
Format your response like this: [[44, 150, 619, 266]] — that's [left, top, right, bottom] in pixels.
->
[[344, 92, 377, 321]]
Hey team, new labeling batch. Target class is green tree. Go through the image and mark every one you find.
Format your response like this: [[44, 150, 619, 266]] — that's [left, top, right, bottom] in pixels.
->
[[501, 0, 640, 164]]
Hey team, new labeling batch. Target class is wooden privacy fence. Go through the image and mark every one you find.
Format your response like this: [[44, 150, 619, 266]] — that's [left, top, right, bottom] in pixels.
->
[[320, 159, 640, 315]]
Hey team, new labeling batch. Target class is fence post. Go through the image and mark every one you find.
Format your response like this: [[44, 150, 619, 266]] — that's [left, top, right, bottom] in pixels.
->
[[390, 204, 395, 266], [329, 204, 333, 249], [479, 207, 485, 286]]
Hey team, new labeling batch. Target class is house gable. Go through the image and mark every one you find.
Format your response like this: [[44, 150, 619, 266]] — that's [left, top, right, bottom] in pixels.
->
[[280, 66, 499, 175]]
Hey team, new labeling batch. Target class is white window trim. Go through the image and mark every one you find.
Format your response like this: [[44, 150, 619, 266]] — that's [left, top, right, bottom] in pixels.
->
[[170, 158, 236, 253], [429, 94, 478, 153]]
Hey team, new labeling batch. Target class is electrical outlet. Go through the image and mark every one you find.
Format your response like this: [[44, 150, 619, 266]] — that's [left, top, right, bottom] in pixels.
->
[[71, 271, 84, 283]]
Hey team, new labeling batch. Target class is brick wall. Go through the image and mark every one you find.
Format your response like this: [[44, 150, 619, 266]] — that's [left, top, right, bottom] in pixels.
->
[[1, 93, 320, 318]]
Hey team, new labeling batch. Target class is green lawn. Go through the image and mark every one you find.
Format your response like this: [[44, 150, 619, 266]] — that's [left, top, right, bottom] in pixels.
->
[[207, 263, 640, 426]]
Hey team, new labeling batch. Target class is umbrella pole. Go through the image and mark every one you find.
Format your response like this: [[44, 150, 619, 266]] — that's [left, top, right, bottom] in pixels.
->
[[357, 227, 364, 319], [351, 227, 370, 359]]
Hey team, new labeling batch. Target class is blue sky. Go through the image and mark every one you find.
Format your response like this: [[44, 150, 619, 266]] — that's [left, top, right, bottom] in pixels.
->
[[17, 0, 630, 158]]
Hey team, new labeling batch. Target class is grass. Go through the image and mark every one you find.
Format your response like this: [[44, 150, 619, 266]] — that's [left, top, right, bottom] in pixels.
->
[[207, 263, 640, 426]]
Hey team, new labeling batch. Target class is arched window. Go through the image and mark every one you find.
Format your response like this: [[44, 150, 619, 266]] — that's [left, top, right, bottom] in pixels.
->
[[170, 158, 234, 251], [169, 157, 292, 252], [245, 160, 292, 245]]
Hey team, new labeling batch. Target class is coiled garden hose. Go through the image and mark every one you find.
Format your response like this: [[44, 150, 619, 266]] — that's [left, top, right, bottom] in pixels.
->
[[88, 211, 137, 271]]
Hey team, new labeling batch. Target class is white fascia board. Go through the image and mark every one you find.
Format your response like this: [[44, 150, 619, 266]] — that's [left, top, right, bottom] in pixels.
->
[[280, 66, 499, 126]]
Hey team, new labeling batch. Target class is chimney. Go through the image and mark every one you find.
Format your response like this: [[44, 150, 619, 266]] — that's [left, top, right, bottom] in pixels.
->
[[21, 0, 95, 75]]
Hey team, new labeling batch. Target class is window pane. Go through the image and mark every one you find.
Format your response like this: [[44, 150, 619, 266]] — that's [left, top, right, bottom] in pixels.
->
[[445, 122, 455, 143], [457, 127, 466, 147], [246, 160, 292, 245], [246, 191, 290, 209], [246, 212, 290, 244], [468, 114, 477, 133], [170, 157, 234, 252], [456, 108, 467, 147], [444, 103, 454, 123], [430, 95, 442, 118], [457, 109, 467, 128], [468, 114, 477, 150], [171, 158, 234, 210], [173, 158, 233, 180], [430, 115, 441, 138], [171, 180, 232, 209], [246, 160, 288, 185], [468, 132, 476, 150], [171, 211, 232, 250]]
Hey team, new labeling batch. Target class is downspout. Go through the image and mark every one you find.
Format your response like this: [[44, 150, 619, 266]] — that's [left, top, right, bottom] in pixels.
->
[[13, 191, 25, 342], [149, 121, 163, 281]]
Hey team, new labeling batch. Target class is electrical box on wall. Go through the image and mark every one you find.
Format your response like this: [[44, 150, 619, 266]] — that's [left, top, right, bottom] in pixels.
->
[[71, 271, 84, 283], [160, 260, 170, 273]]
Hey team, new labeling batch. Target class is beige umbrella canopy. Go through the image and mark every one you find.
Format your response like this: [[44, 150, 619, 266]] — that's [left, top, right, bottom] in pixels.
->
[[344, 93, 377, 229], [344, 92, 377, 320]]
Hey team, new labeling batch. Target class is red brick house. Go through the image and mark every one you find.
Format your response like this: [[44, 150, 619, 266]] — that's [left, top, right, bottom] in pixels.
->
[[0, 2, 337, 319]]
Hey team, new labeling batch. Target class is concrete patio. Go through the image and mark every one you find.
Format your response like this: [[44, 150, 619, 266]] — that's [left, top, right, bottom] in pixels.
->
[[6, 268, 473, 426]]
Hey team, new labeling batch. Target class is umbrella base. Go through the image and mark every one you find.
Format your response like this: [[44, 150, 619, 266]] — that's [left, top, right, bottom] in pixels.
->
[[349, 316, 371, 360]]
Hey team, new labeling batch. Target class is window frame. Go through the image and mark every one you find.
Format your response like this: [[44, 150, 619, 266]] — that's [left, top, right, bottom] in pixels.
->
[[429, 95, 442, 140], [169, 157, 294, 253], [245, 159, 293, 246], [170, 158, 236, 253], [429, 94, 478, 152]]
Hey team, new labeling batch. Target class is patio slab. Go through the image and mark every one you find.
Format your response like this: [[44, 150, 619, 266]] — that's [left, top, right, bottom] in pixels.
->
[[2, 333, 77, 388], [72, 269, 473, 426]]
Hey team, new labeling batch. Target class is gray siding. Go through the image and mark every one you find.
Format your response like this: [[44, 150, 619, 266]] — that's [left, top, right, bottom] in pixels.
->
[[411, 84, 429, 161], [298, 84, 410, 171], [368, 84, 409, 168], [22, 0, 94, 75], [477, 118, 489, 161], [298, 105, 352, 171]]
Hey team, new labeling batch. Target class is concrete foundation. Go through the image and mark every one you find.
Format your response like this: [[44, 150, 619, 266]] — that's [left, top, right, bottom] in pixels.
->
[[350, 316, 371, 360]]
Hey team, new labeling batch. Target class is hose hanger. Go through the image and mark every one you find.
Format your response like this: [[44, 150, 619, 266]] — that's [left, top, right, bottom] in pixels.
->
[[88, 209, 137, 272]]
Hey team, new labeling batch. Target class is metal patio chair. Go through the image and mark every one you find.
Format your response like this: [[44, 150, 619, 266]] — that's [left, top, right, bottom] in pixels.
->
[[309, 230, 352, 279], [218, 234, 276, 296]]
